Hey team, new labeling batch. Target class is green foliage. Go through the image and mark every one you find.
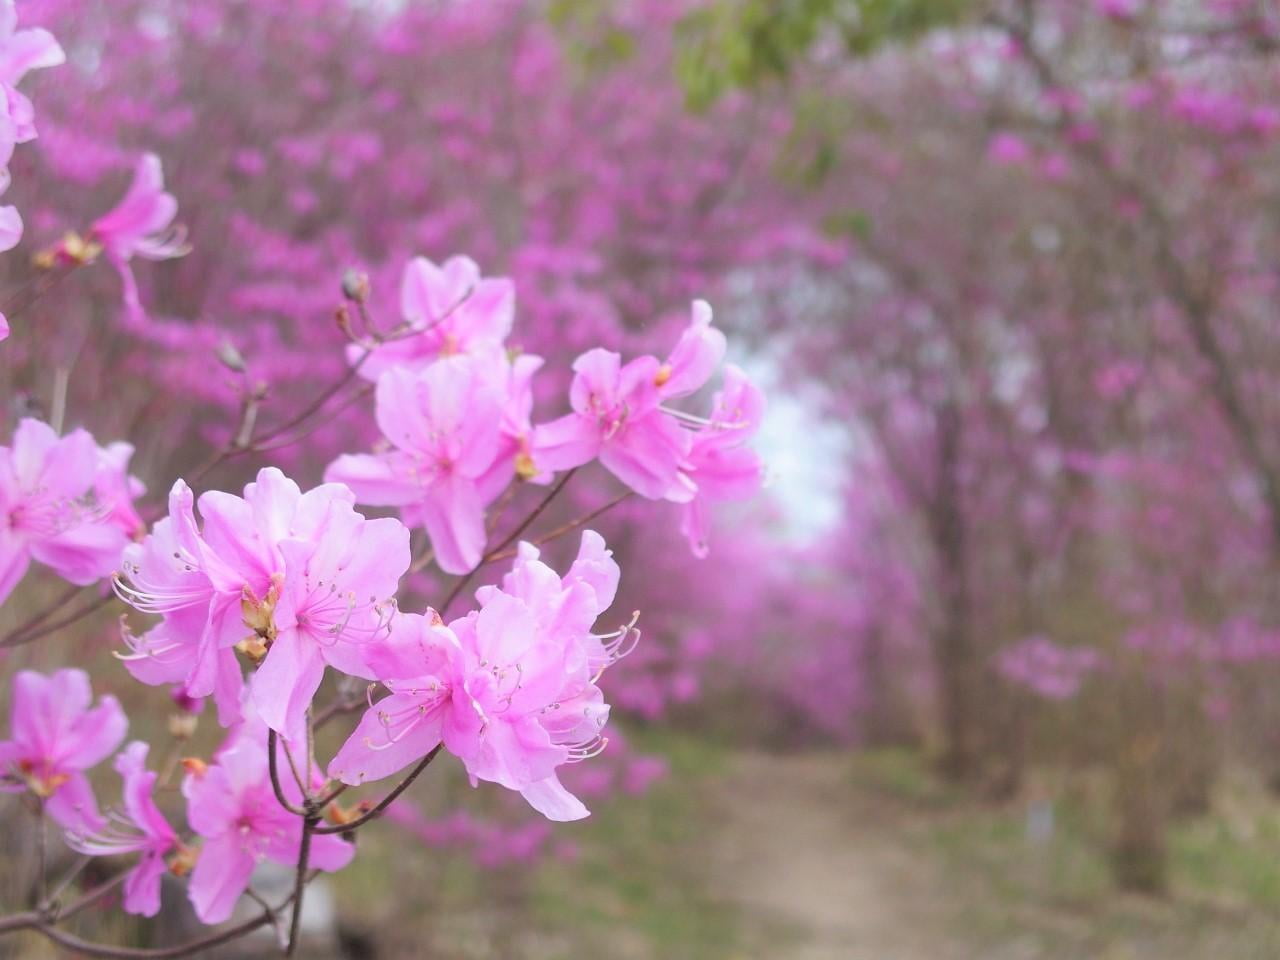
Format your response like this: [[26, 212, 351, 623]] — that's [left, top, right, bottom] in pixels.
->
[[547, 0, 638, 75], [674, 0, 977, 110]]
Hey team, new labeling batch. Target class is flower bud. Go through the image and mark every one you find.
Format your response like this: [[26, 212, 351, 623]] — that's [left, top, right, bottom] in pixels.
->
[[217, 340, 246, 373], [341, 268, 370, 302], [168, 713, 198, 740]]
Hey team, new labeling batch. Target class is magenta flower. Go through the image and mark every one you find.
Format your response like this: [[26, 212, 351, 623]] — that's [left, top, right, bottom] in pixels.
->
[[477, 531, 628, 675], [534, 348, 691, 499], [65, 742, 179, 917], [116, 479, 262, 726], [325, 357, 508, 574], [655, 300, 726, 401], [182, 738, 354, 925], [88, 153, 188, 322], [0, 311, 7, 340], [0, 669, 126, 831], [677, 364, 766, 557], [0, 205, 19, 254], [250, 490, 409, 741], [353, 255, 515, 382], [533, 300, 730, 499], [0, 0, 63, 145], [0, 418, 142, 606], [331, 532, 627, 822], [118, 468, 410, 738]]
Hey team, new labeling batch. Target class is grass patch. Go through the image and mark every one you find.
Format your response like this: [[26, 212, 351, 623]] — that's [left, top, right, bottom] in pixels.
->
[[332, 727, 745, 960]]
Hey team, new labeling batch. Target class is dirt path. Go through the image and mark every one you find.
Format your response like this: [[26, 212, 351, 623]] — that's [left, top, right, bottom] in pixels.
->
[[704, 751, 962, 960]]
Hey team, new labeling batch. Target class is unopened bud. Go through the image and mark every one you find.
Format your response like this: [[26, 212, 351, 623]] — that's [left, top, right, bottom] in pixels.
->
[[168, 713, 199, 740], [217, 340, 246, 373], [341, 268, 370, 302]]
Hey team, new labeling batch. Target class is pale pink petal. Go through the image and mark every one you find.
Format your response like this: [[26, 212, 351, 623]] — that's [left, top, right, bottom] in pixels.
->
[[121, 852, 167, 917], [598, 414, 690, 499], [521, 774, 590, 822], [187, 832, 255, 925], [46, 772, 106, 833], [250, 629, 326, 741], [0, 204, 21, 251], [532, 413, 600, 472], [660, 299, 725, 398], [60, 693, 127, 770], [421, 473, 486, 575], [328, 696, 444, 785], [0, 28, 65, 85], [323, 453, 421, 505]]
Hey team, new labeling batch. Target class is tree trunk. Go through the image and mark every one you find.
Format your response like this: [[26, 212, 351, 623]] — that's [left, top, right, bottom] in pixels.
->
[[931, 401, 976, 782]]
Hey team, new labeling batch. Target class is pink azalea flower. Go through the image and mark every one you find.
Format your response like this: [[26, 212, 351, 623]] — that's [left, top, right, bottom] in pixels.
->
[[352, 255, 515, 382], [677, 365, 766, 557], [88, 153, 188, 322], [251, 485, 409, 741], [534, 348, 691, 499], [0, 418, 142, 606], [325, 356, 509, 574], [477, 531, 629, 675], [116, 480, 246, 725], [0, 0, 64, 147], [0, 669, 126, 831], [533, 300, 728, 499], [0, 311, 7, 341], [65, 742, 179, 917], [118, 468, 410, 739], [330, 532, 628, 822], [182, 737, 353, 925], [655, 300, 726, 401], [0, 204, 20, 253]]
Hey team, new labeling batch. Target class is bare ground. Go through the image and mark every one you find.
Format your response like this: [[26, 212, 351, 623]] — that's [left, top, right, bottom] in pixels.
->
[[703, 750, 964, 960]]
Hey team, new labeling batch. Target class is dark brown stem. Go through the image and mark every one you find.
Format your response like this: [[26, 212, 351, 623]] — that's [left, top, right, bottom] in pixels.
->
[[0, 261, 81, 323], [313, 745, 442, 835], [31, 904, 282, 959], [267, 730, 309, 817], [1, 583, 81, 639], [440, 469, 578, 615], [486, 491, 632, 563], [2, 592, 116, 648], [286, 818, 317, 956], [312, 692, 366, 731]]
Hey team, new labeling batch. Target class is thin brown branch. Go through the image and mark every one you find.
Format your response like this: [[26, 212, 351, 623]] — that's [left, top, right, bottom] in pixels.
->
[[313, 744, 442, 835], [267, 730, 309, 817], [440, 469, 578, 615], [2, 592, 116, 648], [286, 817, 316, 956], [487, 491, 633, 563]]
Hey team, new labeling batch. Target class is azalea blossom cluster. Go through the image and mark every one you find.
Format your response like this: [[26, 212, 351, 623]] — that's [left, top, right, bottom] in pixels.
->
[[328, 258, 765, 570], [0, 0, 63, 339], [0, 108, 763, 950]]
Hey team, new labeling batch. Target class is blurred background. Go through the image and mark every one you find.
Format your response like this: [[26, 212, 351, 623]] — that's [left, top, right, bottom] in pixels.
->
[[5, 0, 1280, 957]]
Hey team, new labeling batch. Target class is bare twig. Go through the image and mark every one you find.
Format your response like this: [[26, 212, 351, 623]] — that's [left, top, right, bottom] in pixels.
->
[[313, 745, 442, 835], [267, 731, 309, 817], [2, 592, 116, 648], [440, 469, 578, 615]]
